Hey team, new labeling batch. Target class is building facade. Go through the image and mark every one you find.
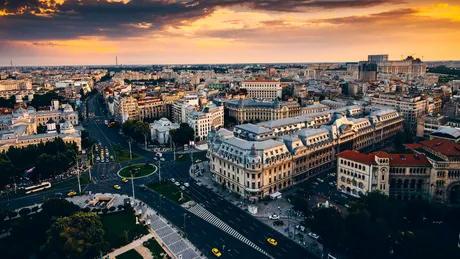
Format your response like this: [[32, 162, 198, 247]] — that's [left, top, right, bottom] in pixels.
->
[[0, 107, 81, 151], [240, 79, 282, 99], [114, 96, 138, 123], [150, 118, 179, 145], [371, 94, 427, 132], [188, 104, 224, 142], [207, 109, 403, 200], [337, 150, 431, 199], [337, 138, 460, 204]]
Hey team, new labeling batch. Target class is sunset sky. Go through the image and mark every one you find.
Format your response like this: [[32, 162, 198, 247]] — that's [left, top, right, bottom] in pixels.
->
[[1, 0, 459, 66]]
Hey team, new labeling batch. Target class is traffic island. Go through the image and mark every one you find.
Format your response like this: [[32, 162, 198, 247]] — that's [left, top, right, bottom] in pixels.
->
[[118, 164, 157, 179], [146, 180, 190, 204]]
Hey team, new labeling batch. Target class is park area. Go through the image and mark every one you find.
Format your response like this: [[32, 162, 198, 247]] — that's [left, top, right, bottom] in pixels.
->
[[113, 145, 142, 163], [119, 164, 156, 178], [146, 180, 189, 204], [100, 210, 149, 249], [116, 249, 143, 259]]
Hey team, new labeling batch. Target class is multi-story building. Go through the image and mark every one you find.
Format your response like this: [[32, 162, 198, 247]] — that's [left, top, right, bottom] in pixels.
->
[[337, 138, 460, 203], [207, 109, 403, 200], [358, 62, 378, 82], [114, 95, 138, 123], [34, 102, 79, 126], [406, 138, 460, 203], [371, 93, 428, 132], [368, 55, 427, 75], [150, 118, 179, 145], [188, 104, 224, 141], [416, 114, 447, 139], [137, 97, 171, 121], [0, 107, 81, 151], [240, 79, 282, 99], [0, 79, 32, 91], [225, 99, 328, 124], [337, 150, 431, 199]]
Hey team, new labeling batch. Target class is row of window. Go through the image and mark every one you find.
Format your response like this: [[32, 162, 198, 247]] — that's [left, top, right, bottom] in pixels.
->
[[339, 159, 368, 171]]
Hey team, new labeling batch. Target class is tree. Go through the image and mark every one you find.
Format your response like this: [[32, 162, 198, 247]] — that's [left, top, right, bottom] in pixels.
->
[[46, 212, 108, 259], [308, 207, 345, 252], [170, 123, 195, 146], [122, 120, 150, 147], [41, 198, 79, 218]]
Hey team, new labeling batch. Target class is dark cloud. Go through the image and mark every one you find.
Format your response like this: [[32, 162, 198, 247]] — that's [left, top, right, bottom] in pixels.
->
[[322, 8, 418, 24], [31, 42, 64, 47], [0, 0, 405, 41]]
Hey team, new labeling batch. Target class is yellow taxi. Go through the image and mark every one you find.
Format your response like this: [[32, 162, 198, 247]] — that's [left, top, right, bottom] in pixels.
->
[[67, 191, 77, 197], [267, 238, 278, 246], [211, 248, 222, 257], [122, 178, 128, 183], [114, 185, 121, 190], [196, 159, 201, 163]]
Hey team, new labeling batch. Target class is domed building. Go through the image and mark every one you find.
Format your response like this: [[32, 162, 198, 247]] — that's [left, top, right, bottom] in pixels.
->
[[0, 104, 81, 152]]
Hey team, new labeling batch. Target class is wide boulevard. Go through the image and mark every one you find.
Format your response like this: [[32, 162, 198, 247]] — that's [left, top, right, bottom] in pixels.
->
[[0, 94, 313, 259]]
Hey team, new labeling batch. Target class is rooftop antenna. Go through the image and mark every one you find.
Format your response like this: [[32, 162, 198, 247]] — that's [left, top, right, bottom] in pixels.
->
[[116, 56, 118, 66], [10, 60, 13, 67]]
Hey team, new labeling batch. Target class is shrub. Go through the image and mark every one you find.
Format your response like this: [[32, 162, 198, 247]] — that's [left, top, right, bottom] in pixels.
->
[[109, 207, 116, 212], [81, 207, 91, 212], [102, 208, 109, 214], [19, 208, 31, 216], [7, 211, 18, 218], [31, 206, 39, 213]]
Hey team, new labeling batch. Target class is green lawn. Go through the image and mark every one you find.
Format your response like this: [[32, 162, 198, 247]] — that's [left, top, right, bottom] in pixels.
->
[[144, 238, 170, 259], [146, 180, 190, 204], [119, 164, 156, 178], [100, 210, 149, 249], [116, 249, 143, 259], [113, 145, 142, 163]]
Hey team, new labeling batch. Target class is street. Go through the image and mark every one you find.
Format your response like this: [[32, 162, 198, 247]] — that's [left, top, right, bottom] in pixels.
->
[[0, 94, 313, 259]]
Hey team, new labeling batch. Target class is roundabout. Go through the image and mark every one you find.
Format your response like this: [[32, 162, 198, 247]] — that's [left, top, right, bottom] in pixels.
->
[[117, 163, 157, 179]]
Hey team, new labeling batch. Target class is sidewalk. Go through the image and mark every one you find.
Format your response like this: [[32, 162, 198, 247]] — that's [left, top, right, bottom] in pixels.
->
[[106, 233, 154, 259]]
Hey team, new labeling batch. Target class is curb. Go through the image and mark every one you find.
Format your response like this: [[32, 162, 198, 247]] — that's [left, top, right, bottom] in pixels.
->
[[116, 164, 158, 179]]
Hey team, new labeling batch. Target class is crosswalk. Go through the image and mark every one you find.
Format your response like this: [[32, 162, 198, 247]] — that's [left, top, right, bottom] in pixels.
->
[[188, 204, 273, 258]]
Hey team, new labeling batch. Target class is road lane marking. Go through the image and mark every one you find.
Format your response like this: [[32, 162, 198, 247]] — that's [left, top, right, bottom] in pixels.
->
[[223, 209, 229, 213], [281, 248, 287, 252], [229, 220, 234, 224], [235, 217, 241, 222], [220, 238, 225, 242], [202, 230, 206, 235], [249, 226, 255, 231], [234, 250, 240, 254]]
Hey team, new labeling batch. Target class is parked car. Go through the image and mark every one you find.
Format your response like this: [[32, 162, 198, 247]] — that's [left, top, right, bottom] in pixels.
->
[[175, 182, 180, 186], [180, 186, 186, 191], [269, 214, 280, 220], [317, 178, 324, 183], [170, 178, 176, 183], [184, 182, 190, 187]]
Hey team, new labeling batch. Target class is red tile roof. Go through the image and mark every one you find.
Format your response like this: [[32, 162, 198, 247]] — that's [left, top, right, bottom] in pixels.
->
[[385, 153, 431, 166], [404, 143, 422, 149], [338, 150, 431, 166], [419, 138, 460, 156], [337, 150, 375, 165]]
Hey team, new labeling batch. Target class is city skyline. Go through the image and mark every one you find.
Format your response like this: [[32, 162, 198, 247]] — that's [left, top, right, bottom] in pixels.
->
[[1, 0, 460, 66]]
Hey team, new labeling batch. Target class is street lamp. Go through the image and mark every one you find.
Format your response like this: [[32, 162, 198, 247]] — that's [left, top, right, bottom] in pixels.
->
[[155, 152, 163, 182], [127, 138, 133, 160], [131, 168, 139, 201]]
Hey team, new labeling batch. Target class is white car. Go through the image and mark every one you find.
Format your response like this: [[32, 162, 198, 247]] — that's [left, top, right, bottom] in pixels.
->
[[170, 178, 176, 183], [317, 178, 324, 183], [269, 214, 280, 220], [184, 182, 190, 187], [196, 182, 202, 186], [175, 182, 180, 186], [308, 232, 319, 239], [180, 186, 186, 191]]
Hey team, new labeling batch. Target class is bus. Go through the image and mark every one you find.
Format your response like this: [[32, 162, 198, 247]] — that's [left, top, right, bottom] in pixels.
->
[[24, 182, 52, 194]]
